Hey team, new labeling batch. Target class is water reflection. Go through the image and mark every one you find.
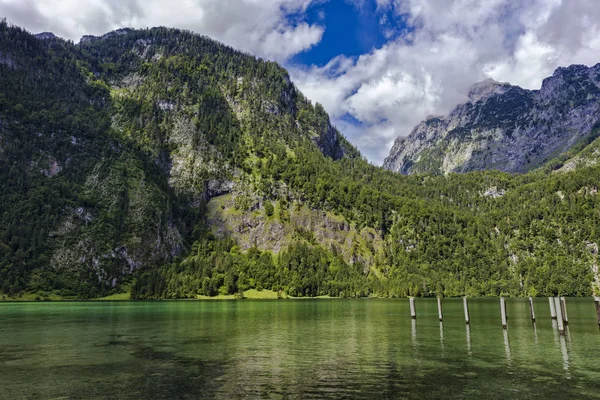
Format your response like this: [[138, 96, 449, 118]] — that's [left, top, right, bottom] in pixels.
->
[[411, 318, 417, 350], [560, 331, 571, 379], [465, 324, 472, 357], [439, 321, 444, 352], [564, 323, 572, 342], [503, 329, 512, 365]]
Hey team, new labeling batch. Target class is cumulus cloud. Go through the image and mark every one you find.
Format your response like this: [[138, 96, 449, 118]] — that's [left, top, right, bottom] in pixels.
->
[[291, 0, 600, 164], [2, 0, 600, 163], [0, 0, 324, 60]]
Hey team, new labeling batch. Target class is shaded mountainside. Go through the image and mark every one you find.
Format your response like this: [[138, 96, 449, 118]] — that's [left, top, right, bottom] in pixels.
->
[[384, 65, 600, 175], [1, 22, 600, 300]]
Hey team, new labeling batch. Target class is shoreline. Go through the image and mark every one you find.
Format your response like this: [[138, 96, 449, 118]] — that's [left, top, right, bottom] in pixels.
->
[[2, 292, 598, 302]]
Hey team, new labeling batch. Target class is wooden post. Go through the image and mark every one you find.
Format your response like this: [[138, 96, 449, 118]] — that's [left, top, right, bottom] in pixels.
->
[[595, 296, 600, 327], [500, 297, 507, 329], [560, 297, 569, 325], [549, 297, 557, 319], [529, 297, 536, 322], [554, 297, 565, 335], [410, 297, 416, 319], [463, 297, 470, 324], [437, 297, 443, 322]]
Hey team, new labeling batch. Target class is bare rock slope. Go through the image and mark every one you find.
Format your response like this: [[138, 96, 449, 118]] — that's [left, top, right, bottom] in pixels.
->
[[384, 65, 600, 174]]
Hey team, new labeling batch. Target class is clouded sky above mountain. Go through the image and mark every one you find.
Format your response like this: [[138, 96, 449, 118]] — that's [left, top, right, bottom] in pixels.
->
[[2, 0, 600, 164]]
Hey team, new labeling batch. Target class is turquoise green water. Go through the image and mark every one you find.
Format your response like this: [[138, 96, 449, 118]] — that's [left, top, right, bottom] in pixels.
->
[[1, 298, 599, 399]]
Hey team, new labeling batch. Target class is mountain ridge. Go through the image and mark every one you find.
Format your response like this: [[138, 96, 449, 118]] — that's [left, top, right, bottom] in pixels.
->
[[384, 63, 600, 174]]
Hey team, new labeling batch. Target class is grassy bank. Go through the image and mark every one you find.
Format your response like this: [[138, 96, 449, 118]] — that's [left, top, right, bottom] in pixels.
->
[[95, 292, 132, 301]]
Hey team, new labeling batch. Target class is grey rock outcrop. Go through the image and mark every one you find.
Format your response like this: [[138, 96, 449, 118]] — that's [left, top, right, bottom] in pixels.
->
[[34, 32, 57, 40], [314, 121, 349, 160], [0, 51, 15, 68], [384, 64, 600, 174], [80, 28, 133, 44]]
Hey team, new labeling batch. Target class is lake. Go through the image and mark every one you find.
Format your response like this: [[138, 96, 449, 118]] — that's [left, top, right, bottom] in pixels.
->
[[1, 298, 599, 399]]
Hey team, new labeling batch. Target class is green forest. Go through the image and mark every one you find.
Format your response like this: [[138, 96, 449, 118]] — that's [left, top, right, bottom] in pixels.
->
[[1, 21, 599, 300]]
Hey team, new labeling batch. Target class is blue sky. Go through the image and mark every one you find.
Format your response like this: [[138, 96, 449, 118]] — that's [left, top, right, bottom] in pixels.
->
[[292, 1, 400, 67], [3, 0, 600, 164], [287, 0, 409, 153]]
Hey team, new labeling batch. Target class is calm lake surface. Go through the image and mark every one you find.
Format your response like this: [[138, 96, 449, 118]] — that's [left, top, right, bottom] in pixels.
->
[[1, 298, 600, 399]]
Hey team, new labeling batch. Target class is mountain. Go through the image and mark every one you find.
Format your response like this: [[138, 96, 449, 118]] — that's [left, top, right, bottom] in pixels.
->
[[1, 22, 599, 300], [383, 65, 600, 174], [0, 22, 357, 297]]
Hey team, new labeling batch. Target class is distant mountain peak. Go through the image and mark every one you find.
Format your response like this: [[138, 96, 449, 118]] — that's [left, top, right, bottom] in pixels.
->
[[384, 63, 600, 175], [553, 63, 594, 76], [467, 78, 511, 102]]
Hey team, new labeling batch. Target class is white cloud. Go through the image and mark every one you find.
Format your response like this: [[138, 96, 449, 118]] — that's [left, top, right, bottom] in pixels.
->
[[291, 0, 600, 164], [485, 32, 556, 89], [0, 0, 323, 60], [2, 0, 600, 164]]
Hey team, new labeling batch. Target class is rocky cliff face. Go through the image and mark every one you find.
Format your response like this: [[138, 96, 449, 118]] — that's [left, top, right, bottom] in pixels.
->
[[384, 65, 600, 174], [206, 194, 382, 269]]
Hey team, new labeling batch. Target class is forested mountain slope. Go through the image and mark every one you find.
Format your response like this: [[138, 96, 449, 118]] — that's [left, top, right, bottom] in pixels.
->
[[1, 22, 599, 300], [0, 22, 355, 297]]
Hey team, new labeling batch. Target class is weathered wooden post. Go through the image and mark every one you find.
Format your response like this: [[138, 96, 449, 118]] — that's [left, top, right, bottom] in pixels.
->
[[410, 297, 416, 319], [560, 297, 569, 325], [463, 297, 470, 324], [500, 297, 508, 329], [529, 297, 536, 322], [595, 296, 600, 327], [554, 297, 565, 335], [549, 297, 557, 319], [437, 297, 443, 322]]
